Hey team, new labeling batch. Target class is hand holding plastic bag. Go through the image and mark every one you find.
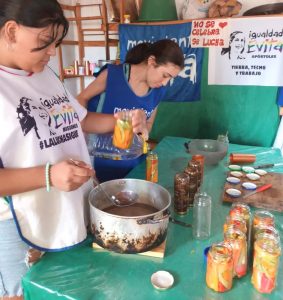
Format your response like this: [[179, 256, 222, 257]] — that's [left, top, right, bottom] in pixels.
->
[[114, 109, 148, 141], [88, 133, 145, 160], [86, 109, 148, 160]]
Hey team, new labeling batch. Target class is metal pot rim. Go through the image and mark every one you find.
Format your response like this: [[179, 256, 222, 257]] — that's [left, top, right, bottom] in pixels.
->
[[91, 208, 166, 219], [88, 178, 171, 219]]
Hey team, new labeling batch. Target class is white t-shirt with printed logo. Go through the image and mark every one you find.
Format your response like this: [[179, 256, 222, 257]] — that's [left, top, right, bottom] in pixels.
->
[[0, 65, 92, 251]]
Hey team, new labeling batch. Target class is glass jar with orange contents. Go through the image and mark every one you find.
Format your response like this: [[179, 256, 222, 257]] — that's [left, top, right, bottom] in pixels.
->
[[224, 227, 248, 278], [230, 203, 251, 245], [206, 242, 233, 292], [253, 210, 275, 235], [113, 111, 134, 150], [251, 233, 281, 294], [223, 214, 247, 236], [254, 225, 280, 242]]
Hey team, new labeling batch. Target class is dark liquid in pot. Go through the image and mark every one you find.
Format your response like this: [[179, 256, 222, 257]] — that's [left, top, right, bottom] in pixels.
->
[[103, 203, 159, 217]]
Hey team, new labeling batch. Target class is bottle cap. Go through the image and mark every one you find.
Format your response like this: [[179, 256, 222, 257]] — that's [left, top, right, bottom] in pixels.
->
[[226, 188, 242, 198], [143, 141, 148, 154], [151, 271, 174, 290]]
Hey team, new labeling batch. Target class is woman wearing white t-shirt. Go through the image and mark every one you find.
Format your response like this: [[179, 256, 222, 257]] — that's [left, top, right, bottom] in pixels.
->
[[0, 1, 147, 299]]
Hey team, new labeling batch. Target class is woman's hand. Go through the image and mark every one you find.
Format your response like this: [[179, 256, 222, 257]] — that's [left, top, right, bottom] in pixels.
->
[[115, 109, 149, 141], [50, 159, 94, 192]]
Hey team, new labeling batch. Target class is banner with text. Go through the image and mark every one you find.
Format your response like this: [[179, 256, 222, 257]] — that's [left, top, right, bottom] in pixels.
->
[[208, 16, 283, 86], [191, 18, 230, 48], [119, 23, 204, 102]]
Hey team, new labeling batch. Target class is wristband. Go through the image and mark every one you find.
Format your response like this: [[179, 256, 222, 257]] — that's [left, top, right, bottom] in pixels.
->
[[45, 162, 51, 192]]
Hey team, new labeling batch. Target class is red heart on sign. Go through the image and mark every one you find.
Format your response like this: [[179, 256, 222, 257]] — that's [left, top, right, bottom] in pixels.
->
[[219, 22, 228, 29]]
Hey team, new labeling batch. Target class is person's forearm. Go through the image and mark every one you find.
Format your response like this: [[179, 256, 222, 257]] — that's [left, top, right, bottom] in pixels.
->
[[81, 112, 116, 134], [146, 108, 158, 133], [146, 121, 154, 133], [77, 94, 88, 107], [77, 85, 98, 108], [77, 70, 108, 108], [0, 166, 45, 196]]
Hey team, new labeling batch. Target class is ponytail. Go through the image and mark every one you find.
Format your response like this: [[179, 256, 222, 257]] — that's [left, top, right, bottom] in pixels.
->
[[125, 43, 152, 64], [125, 39, 184, 69]]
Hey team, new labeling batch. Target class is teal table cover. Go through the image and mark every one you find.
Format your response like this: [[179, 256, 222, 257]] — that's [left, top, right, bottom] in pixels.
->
[[23, 137, 283, 300]]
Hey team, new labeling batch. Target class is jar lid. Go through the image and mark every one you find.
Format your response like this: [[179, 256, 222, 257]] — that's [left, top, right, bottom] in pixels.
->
[[254, 169, 267, 176], [226, 176, 241, 184], [151, 271, 174, 290], [230, 171, 243, 178], [228, 164, 241, 171], [204, 246, 211, 263], [246, 173, 260, 181], [242, 166, 255, 173], [226, 188, 241, 198], [242, 182, 257, 190]]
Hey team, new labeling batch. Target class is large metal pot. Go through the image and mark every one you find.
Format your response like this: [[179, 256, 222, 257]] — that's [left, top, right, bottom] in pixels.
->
[[89, 179, 171, 254]]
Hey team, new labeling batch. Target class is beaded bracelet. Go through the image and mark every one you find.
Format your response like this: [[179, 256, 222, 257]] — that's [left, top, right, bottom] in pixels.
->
[[45, 162, 51, 192]]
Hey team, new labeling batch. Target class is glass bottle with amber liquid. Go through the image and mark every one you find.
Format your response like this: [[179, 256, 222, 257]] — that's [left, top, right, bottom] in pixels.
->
[[146, 149, 158, 183]]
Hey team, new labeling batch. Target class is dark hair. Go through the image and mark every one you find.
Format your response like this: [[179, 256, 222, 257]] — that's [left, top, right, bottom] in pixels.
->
[[0, 0, 68, 51], [125, 39, 184, 69], [221, 31, 245, 56]]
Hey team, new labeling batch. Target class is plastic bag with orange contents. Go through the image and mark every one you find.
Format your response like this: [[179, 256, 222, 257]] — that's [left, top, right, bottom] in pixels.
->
[[86, 111, 147, 160], [87, 132, 146, 160]]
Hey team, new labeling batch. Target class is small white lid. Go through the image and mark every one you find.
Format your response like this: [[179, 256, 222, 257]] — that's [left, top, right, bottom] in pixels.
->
[[228, 164, 241, 171], [230, 171, 243, 178], [226, 188, 242, 197], [226, 177, 241, 184], [246, 173, 260, 181], [242, 182, 257, 190], [255, 169, 267, 176], [242, 166, 255, 173], [151, 270, 174, 290]]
